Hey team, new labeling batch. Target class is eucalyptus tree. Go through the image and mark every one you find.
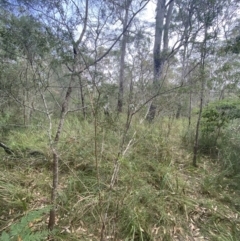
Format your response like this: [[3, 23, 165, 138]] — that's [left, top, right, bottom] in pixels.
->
[[172, 0, 197, 120], [103, 0, 152, 113], [115, 0, 133, 113], [145, 0, 199, 122], [127, 27, 153, 110], [146, 0, 175, 121], [145, 0, 198, 121]]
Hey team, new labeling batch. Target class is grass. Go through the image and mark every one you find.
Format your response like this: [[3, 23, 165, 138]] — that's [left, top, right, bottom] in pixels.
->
[[0, 115, 239, 240]]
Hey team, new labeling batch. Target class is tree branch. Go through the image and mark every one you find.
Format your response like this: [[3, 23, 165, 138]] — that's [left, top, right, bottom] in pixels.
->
[[0, 142, 14, 155], [77, 0, 150, 74]]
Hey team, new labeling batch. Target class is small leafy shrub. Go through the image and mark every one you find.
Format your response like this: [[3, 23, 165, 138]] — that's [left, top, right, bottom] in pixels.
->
[[201, 99, 240, 132], [198, 99, 240, 180], [201, 98, 240, 134], [0, 207, 50, 241], [200, 98, 240, 154]]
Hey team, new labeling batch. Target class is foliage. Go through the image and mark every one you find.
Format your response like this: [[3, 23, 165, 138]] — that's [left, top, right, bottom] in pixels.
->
[[0, 4, 56, 61], [0, 207, 50, 241], [1, 0, 240, 239], [183, 99, 240, 177], [196, 99, 240, 154], [201, 98, 240, 133], [225, 35, 240, 54], [217, 122, 240, 175], [200, 99, 240, 151]]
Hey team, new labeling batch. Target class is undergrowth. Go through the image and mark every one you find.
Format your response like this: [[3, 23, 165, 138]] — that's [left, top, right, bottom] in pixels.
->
[[0, 115, 239, 240], [0, 207, 51, 241]]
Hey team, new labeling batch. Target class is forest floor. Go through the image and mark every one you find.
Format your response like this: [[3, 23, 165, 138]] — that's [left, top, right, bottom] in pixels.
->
[[170, 144, 240, 241], [167, 120, 240, 241], [0, 117, 239, 240]]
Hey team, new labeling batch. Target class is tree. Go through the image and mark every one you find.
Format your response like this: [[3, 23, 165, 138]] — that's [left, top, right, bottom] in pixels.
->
[[192, 0, 224, 167], [116, 0, 133, 112], [146, 0, 175, 121]]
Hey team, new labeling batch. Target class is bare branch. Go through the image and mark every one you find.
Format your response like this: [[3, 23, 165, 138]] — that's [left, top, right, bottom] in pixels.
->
[[76, 0, 89, 47], [77, 0, 150, 74]]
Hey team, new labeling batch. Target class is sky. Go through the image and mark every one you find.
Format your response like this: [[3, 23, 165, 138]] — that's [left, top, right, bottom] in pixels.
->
[[143, 0, 156, 23]]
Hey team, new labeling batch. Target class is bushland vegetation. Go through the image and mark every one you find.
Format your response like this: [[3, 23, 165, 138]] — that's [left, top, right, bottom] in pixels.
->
[[1, 0, 240, 240]]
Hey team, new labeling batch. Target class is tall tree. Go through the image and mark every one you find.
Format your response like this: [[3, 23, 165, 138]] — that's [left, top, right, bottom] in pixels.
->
[[147, 0, 174, 121], [117, 0, 133, 112]]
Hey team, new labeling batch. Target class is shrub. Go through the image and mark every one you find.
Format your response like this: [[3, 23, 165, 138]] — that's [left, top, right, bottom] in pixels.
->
[[200, 98, 240, 155], [0, 207, 51, 241]]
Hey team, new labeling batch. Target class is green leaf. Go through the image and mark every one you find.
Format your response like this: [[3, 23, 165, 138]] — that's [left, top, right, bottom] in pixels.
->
[[0, 231, 10, 241]]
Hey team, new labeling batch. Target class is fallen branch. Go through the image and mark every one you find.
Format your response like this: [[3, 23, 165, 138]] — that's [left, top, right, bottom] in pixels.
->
[[0, 142, 46, 158], [0, 142, 14, 155]]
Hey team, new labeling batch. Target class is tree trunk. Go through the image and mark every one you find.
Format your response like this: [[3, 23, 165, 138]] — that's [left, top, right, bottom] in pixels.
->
[[48, 84, 73, 231], [193, 27, 208, 167], [147, 0, 174, 121], [117, 0, 131, 113], [78, 76, 86, 118], [48, 0, 89, 231], [193, 83, 203, 167], [188, 89, 192, 127]]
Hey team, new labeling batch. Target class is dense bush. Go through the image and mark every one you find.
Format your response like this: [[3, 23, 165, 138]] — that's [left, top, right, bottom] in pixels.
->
[[201, 99, 240, 131], [182, 98, 240, 175], [200, 98, 240, 154]]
